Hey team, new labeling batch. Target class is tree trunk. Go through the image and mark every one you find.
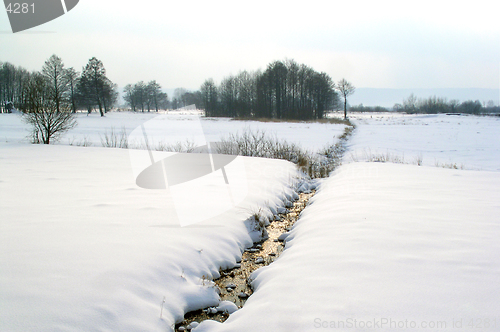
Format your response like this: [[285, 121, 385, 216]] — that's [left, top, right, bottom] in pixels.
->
[[344, 98, 347, 119], [98, 100, 104, 117]]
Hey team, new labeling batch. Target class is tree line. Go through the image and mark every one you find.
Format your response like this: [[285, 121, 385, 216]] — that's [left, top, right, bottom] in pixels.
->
[[121, 85, 204, 112], [0, 55, 117, 116], [200, 59, 353, 120], [3, 57, 356, 120], [394, 94, 500, 114]]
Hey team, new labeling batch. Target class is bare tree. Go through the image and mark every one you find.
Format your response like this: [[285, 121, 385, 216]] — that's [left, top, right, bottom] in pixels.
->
[[123, 84, 136, 111], [336, 78, 355, 119], [200, 78, 218, 116], [101, 79, 118, 113], [403, 93, 418, 113], [21, 72, 77, 144], [174, 88, 187, 106], [135, 81, 146, 112], [42, 55, 68, 113], [78, 57, 115, 116], [65, 67, 79, 113], [157, 91, 169, 111], [146, 80, 163, 112]]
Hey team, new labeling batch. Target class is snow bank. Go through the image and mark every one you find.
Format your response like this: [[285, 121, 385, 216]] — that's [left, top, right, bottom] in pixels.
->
[[0, 143, 302, 331], [198, 162, 500, 331]]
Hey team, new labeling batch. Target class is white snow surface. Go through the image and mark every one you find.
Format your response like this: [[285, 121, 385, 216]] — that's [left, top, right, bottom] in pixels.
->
[[198, 162, 500, 331], [348, 112, 500, 171], [0, 111, 346, 152], [2, 112, 500, 332], [0, 142, 302, 331]]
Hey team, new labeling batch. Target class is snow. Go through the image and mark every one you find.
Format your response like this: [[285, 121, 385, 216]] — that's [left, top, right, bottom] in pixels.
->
[[348, 112, 500, 171], [1, 111, 346, 152], [197, 162, 500, 331], [195, 113, 500, 331], [1, 111, 500, 332], [0, 142, 302, 331], [216, 301, 238, 314]]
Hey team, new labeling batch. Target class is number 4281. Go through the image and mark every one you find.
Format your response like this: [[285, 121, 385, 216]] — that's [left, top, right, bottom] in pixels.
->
[[6, 3, 35, 13]]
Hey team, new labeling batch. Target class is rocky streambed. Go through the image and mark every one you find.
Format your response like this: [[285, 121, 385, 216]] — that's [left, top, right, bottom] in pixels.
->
[[175, 190, 316, 331], [174, 123, 355, 331]]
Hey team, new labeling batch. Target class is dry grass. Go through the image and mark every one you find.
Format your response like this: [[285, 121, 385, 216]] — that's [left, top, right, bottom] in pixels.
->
[[97, 122, 356, 179], [232, 117, 352, 126], [68, 136, 93, 147], [350, 149, 423, 166], [100, 127, 129, 148], [435, 160, 466, 170], [215, 124, 355, 178], [154, 140, 196, 153]]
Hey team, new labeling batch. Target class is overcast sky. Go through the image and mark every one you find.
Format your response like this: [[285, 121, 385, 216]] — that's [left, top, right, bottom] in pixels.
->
[[1, 0, 499, 92]]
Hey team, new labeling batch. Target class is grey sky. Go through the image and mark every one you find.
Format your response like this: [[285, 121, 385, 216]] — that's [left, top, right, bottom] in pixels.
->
[[1, 0, 499, 92]]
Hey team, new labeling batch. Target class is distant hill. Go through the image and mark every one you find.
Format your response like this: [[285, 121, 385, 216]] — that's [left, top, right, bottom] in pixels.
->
[[349, 88, 500, 108]]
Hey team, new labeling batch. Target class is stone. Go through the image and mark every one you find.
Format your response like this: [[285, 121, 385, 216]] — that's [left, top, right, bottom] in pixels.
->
[[238, 292, 249, 299], [277, 207, 288, 214], [187, 321, 199, 329], [216, 301, 238, 314], [278, 233, 289, 242]]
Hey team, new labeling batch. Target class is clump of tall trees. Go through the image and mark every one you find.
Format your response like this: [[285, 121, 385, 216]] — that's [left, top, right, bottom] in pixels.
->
[[200, 59, 349, 120], [123, 80, 169, 112], [76, 57, 118, 116]]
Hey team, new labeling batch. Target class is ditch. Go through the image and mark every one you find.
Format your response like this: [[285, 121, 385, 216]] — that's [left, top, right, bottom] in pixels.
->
[[174, 122, 355, 331], [174, 190, 316, 331]]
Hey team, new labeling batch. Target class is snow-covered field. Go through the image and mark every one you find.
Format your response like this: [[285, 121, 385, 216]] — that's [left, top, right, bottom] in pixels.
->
[[1, 111, 346, 152], [0, 142, 304, 331], [198, 162, 500, 331], [348, 112, 500, 171], [1, 111, 499, 331]]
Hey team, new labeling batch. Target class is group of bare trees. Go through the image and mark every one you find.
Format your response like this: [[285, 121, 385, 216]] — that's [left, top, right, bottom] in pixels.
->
[[170, 88, 203, 110], [122, 84, 205, 112], [1, 55, 117, 143], [394, 94, 498, 114], [1, 55, 117, 116], [123, 80, 168, 112], [0, 62, 29, 113], [201, 59, 354, 120]]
